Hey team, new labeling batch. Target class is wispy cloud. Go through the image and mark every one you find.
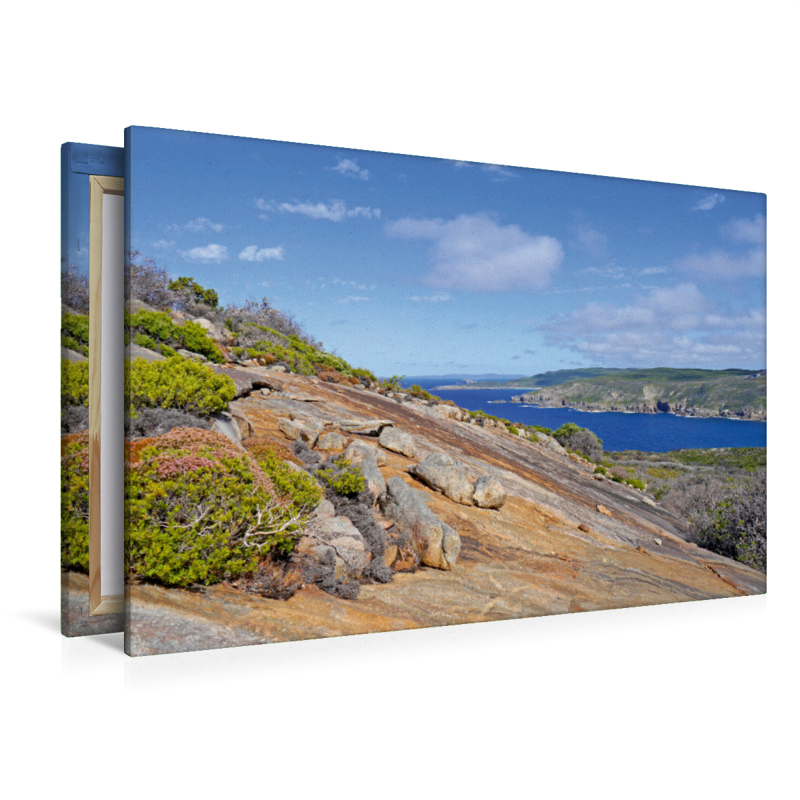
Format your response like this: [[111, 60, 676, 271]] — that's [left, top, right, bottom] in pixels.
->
[[692, 193, 725, 211], [331, 158, 369, 180], [338, 295, 370, 304], [637, 266, 667, 276], [538, 283, 765, 367], [153, 240, 175, 250], [180, 244, 228, 262], [257, 199, 380, 221], [482, 164, 518, 181], [450, 161, 518, 181], [674, 248, 765, 278], [719, 213, 766, 245], [239, 245, 284, 262], [186, 217, 224, 233], [570, 223, 609, 259], [387, 213, 563, 292], [409, 292, 451, 302]]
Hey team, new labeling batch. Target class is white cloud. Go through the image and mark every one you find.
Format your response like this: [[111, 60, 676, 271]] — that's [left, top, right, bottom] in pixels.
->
[[238, 245, 285, 261], [386, 213, 563, 292], [482, 164, 518, 181], [570, 223, 609, 259], [186, 217, 224, 233], [692, 193, 725, 211], [409, 293, 451, 302], [539, 283, 765, 367], [338, 295, 370, 304], [582, 265, 626, 280], [153, 240, 175, 249], [719, 213, 766, 245], [180, 244, 228, 262], [674, 248, 765, 278], [332, 158, 369, 180], [637, 266, 667, 276], [256, 198, 380, 221]]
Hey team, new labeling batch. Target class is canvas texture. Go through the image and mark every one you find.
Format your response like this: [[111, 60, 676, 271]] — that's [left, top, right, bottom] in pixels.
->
[[60, 143, 124, 636], [120, 126, 766, 656]]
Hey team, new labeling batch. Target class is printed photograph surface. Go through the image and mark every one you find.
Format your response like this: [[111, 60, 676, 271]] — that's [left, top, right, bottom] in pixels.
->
[[121, 126, 766, 656]]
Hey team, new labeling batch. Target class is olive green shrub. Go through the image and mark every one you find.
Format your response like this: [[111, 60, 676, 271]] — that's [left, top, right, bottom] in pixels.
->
[[61, 360, 89, 406], [61, 432, 90, 571], [126, 428, 305, 587], [127, 356, 236, 416], [316, 456, 366, 497]]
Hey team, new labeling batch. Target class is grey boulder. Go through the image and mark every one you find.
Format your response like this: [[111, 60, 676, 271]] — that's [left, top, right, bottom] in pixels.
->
[[410, 452, 474, 506], [379, 476, 461, 570], [378, 427, 417, 458], [472, 475, 508, 509]]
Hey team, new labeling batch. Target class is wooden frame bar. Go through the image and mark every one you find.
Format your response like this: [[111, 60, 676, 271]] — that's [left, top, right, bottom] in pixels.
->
[[88, 174, 124, 615]]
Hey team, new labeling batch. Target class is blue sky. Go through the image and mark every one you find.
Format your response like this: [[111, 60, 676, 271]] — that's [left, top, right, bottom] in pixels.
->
[[110, 125, 766, 377]]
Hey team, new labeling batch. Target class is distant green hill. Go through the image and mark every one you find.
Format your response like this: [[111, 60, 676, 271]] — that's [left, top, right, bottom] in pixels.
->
[[464, 367, 763, 389], [500, 368, 766, 420]]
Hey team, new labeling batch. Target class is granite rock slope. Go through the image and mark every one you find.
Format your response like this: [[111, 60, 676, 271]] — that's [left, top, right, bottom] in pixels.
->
[[125, 372, 765, 655]]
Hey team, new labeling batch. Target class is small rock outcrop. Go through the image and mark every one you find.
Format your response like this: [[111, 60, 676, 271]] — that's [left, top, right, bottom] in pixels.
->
[[318, 432, 347, 451], [472, 475, 508, 509], [409, 453, 474, 505], [378, 427, 417, 458], [379, 476, 461, 570], [298, 514, 369, 581], [278, 418, 319, 448], [338, 418, 393, 436], [343, 440, 387, 466]]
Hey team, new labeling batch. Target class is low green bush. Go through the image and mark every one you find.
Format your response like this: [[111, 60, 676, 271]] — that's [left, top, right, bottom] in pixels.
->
[[245, 439, 323, 512], [61, 433, 90, 571], [126, 428, 305, 587], [127, 356, 236, 416], [127, 309, 224, 363], [62, 313, 90, 346], [61, 359, 89, 406], [553, 423, 603, 462], [132, 332, 178, 358], [316, 456, 366, 497], [61, 335, 89, 357]]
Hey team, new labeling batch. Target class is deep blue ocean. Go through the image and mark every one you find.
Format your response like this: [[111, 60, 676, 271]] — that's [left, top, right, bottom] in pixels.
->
[[401, 379, 767, 453]]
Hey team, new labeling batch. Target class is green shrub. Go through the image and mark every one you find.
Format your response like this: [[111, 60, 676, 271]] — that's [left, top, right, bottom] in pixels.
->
[[553, 423, 603, 462], [245, 439, 323, 512], [126, 428, 305, 587], [316, 457, 366, 497], [62, 313, 90, 346], [61, 359, 89, 406], [127, 309, 224, 363], [61, 433, 90, 571], [533, 425, 553, 435], [625, 478, 646, 491], [127, 356, 236, 416], [61, 335, 89, 357], [169, 276, 219, 310], [594, 465, 607, 475], [506, 424, 519, 436], [132, 332, 177, 358]]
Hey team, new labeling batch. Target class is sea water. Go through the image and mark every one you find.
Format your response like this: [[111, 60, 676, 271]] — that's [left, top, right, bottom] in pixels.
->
[[401, 380, 766, 453]]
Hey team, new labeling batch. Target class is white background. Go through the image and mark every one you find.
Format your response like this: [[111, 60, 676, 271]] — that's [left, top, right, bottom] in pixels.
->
[[2, 2, 796, 797]]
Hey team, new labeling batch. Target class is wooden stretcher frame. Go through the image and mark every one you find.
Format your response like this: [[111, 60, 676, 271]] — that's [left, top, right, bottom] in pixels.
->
[[88, 174, 125, 615]]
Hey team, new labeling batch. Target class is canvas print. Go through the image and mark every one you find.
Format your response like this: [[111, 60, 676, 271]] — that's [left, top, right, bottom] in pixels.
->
[[61, 142, 125, 635], [123, 126, 766, 656]]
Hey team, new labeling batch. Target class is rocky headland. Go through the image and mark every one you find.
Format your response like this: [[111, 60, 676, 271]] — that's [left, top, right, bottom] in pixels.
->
[[510, 373, 766, 421]]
